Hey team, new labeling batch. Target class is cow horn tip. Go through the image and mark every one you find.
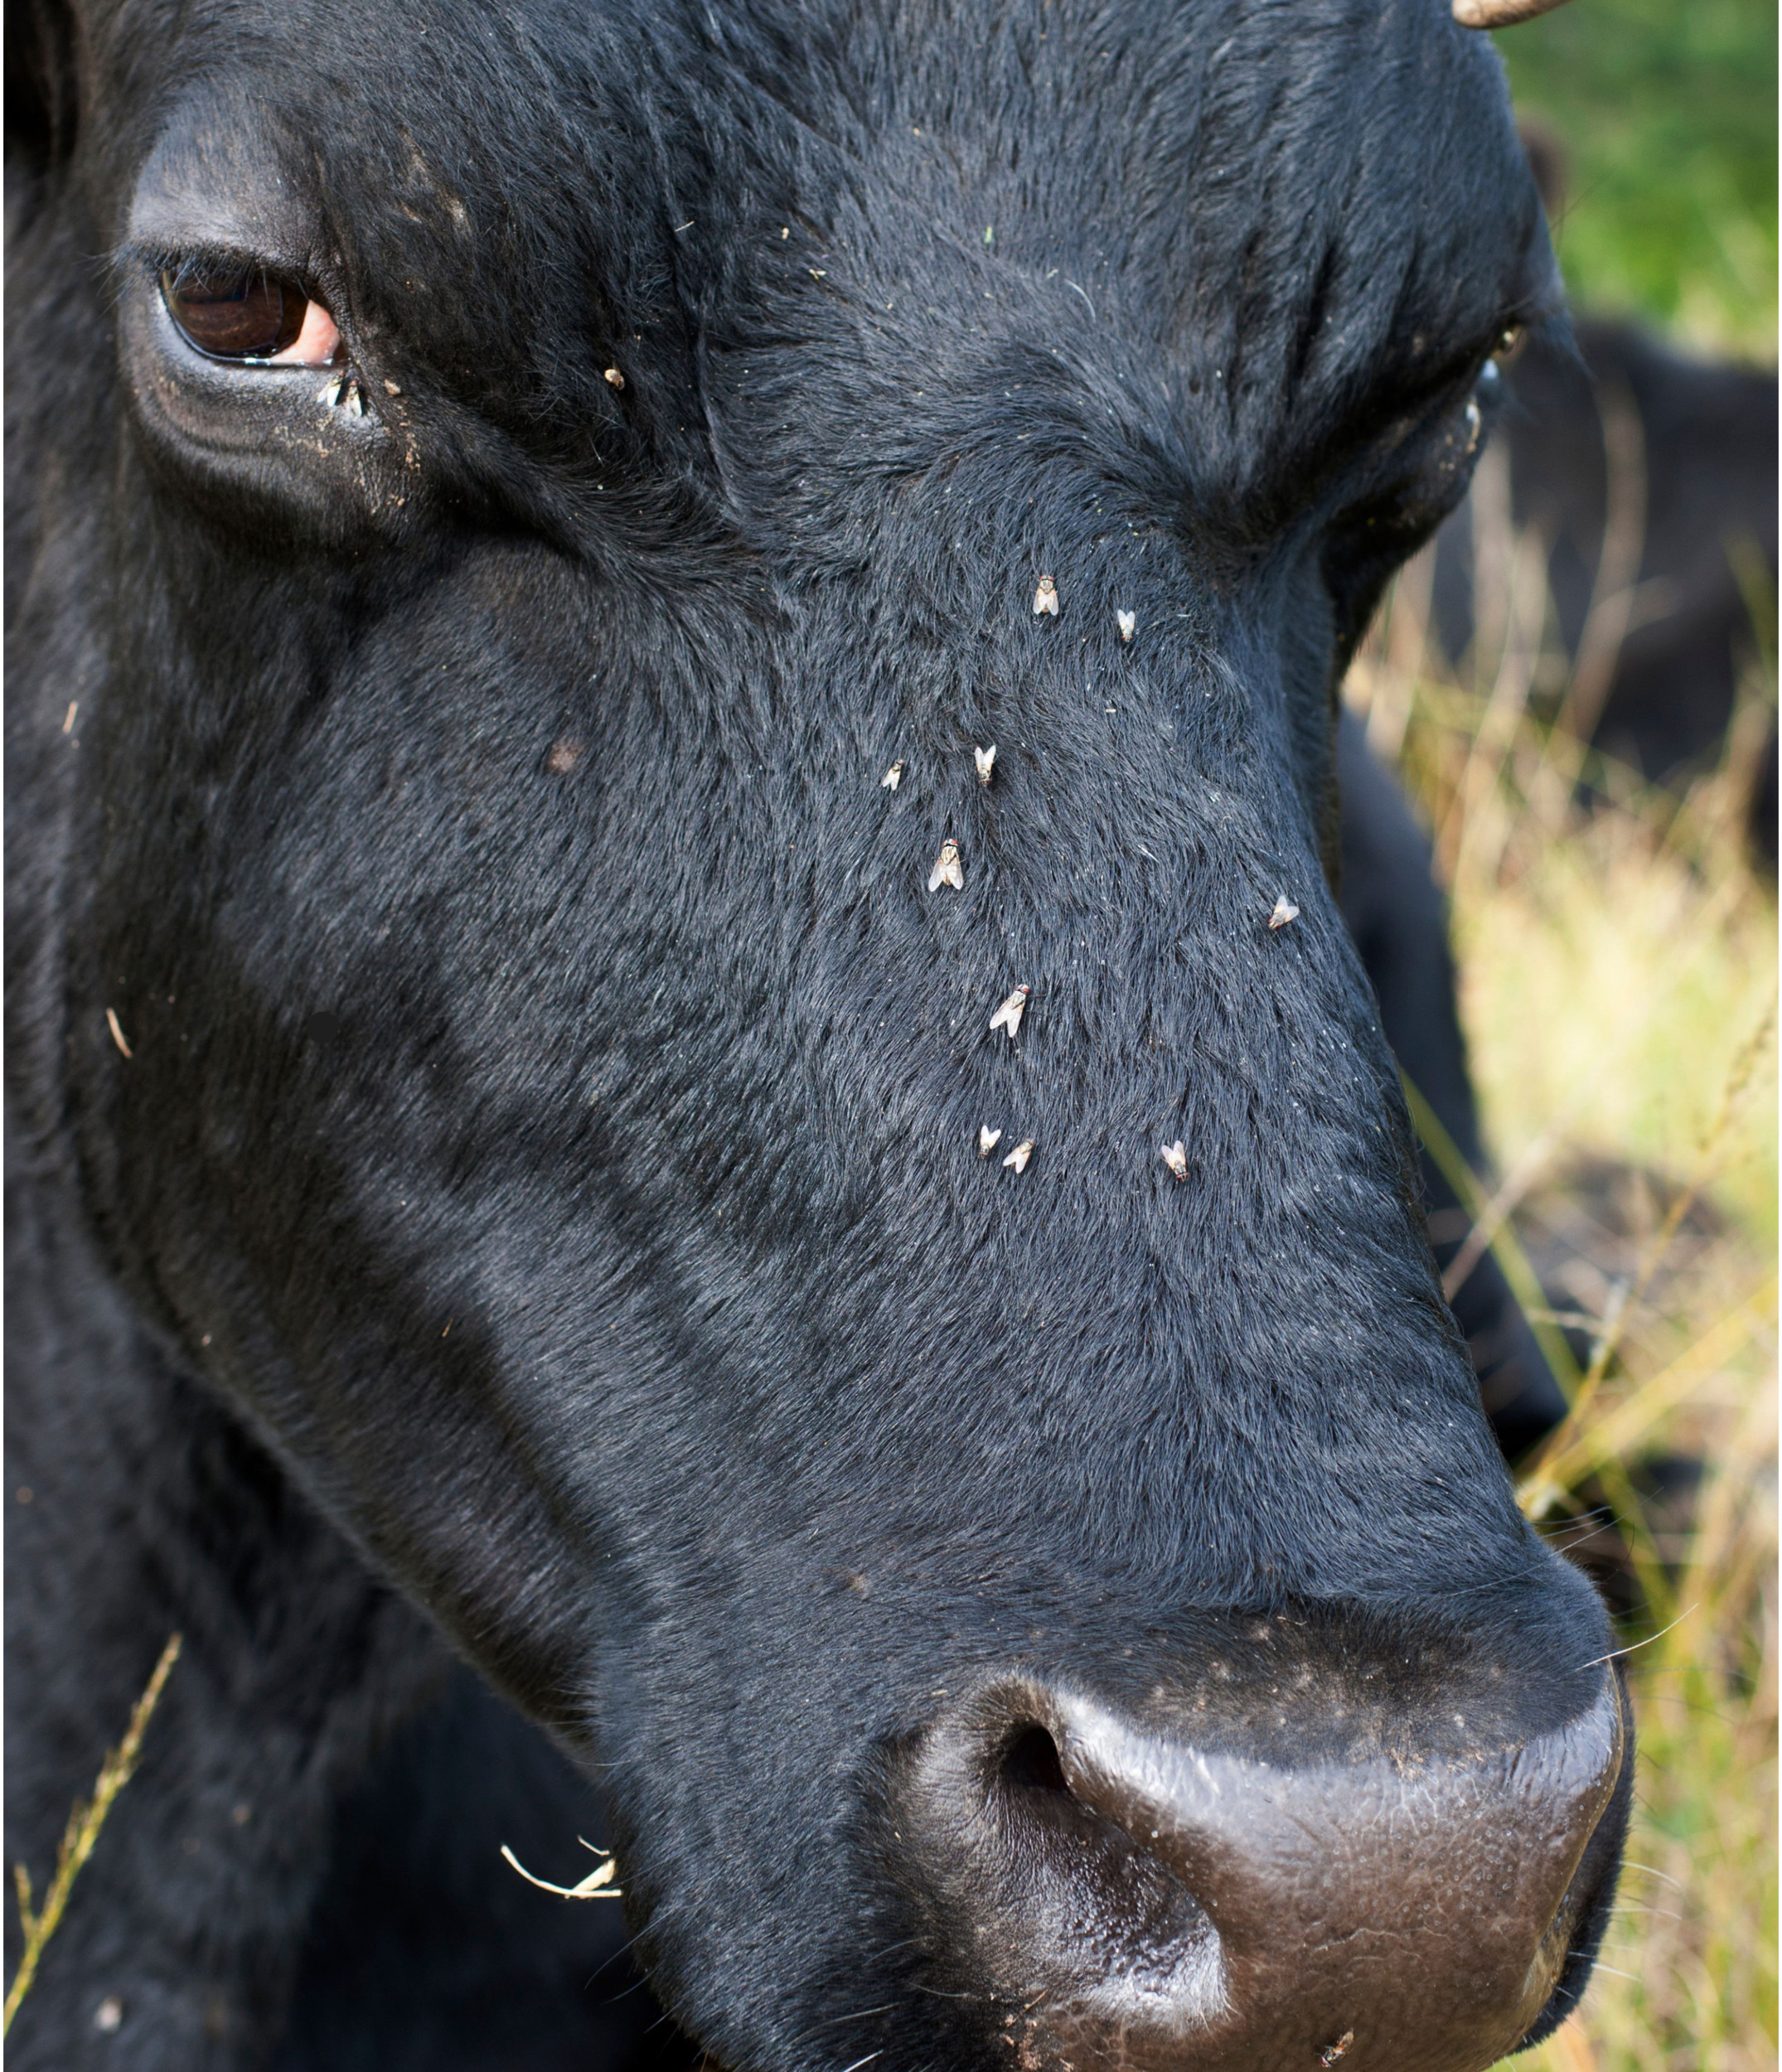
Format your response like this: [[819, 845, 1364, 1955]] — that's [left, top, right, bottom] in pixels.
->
[[1453, 0, 1573, 27]]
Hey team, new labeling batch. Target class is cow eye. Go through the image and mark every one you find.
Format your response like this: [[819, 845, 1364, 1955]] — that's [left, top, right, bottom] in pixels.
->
[[159, 261, 343, 366]]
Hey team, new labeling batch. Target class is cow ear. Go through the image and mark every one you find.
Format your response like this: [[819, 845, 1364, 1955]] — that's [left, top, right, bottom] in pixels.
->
[[5, 0, 80, 171]]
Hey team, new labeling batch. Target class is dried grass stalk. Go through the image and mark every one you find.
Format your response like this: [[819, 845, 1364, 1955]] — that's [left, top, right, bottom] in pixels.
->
[[4, 1633, 182, 2034]]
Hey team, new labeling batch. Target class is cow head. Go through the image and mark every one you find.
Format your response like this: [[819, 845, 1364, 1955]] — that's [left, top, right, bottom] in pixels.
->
[[7, 0, 1626, 2063]]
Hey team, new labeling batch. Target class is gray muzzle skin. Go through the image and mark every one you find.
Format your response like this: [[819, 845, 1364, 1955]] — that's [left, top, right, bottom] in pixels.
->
[[900, 1619, 1627, 2072]]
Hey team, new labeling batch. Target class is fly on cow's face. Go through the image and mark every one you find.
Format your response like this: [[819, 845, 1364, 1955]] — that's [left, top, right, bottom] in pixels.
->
[[881, 760, 905, 791], [1269, 894, 1300, 931], [927, 838, 963, 892], [988, 986, 1029, 1039], [1032, 574, 1059, 617], [977, 1126, 1002, 1157], [974, 744, 996, 786], [322, 370, 364, 415]]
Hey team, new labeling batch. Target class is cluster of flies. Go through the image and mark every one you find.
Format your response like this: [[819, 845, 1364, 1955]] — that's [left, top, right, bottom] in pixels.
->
[[882, 574, 1302, 1187]]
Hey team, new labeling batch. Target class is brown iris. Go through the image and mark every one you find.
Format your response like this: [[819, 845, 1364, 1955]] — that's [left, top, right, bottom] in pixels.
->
[[160, 264, 316, 361]]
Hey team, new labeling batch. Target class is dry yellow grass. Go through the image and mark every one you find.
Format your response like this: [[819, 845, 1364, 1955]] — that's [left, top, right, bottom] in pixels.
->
[[1348, 482, 1777, 2070], [3, 1634, 182, 2032]]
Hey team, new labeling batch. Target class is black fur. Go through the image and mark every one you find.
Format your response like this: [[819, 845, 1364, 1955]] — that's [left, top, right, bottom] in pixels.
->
[[7, 2, 1620, 2065]]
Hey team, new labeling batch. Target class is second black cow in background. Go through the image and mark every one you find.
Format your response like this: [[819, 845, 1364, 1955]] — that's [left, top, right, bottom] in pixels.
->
[[1434, 133, 1778, 860]]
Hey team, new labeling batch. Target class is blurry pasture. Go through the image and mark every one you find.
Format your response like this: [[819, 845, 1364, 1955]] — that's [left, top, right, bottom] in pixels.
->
[[1357, 22, 1777, 2049]]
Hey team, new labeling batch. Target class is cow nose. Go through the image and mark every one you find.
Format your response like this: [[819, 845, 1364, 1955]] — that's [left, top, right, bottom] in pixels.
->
[[900, 1651, 1627, 2072]]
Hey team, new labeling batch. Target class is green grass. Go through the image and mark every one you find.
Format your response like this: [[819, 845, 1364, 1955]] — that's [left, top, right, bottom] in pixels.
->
[[1494, 0, 1778, 359]]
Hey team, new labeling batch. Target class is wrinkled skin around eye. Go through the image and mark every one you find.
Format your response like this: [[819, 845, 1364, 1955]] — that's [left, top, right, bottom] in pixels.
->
[[160, 264, 344, 366], [1320, 363, 1505, 659]]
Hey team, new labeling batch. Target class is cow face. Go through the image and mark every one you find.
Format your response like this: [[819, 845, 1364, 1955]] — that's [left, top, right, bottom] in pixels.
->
[[7, 0, 1627, 2064]]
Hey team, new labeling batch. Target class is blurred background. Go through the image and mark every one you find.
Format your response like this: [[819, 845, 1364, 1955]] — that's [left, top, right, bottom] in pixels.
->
[[1499, 0, 1775, 359], [1354, 7, 1776, 2065]]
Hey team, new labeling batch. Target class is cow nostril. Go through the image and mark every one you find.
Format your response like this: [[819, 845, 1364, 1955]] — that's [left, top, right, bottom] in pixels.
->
[[1000, 1724, 1069, 1795], [908, 1700, 1229, 2045], [907, 1663, 1625, 2068]]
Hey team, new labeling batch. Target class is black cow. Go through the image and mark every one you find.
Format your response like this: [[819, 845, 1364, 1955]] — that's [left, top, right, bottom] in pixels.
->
[[6, 2, 1628, 2068]]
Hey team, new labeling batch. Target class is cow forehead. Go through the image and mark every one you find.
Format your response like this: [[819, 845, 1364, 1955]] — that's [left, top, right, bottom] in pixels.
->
[[110, 0, 1551, 460], [41, 0, 1557, 1620]]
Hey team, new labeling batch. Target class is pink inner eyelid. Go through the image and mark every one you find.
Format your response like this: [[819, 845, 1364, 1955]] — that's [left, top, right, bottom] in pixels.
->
[[265, 298, 344, 366]]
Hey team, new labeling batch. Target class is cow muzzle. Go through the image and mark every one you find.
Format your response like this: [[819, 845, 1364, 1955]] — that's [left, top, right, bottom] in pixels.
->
[[895, 1625, 1627, 2072]]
